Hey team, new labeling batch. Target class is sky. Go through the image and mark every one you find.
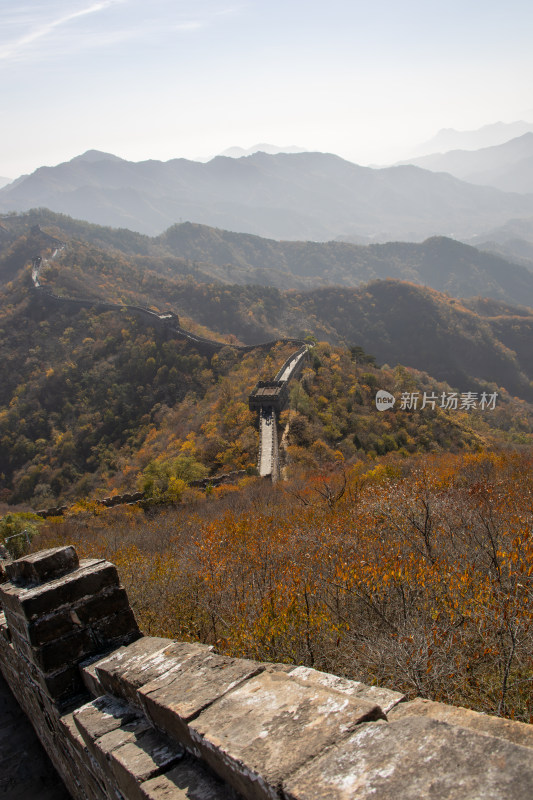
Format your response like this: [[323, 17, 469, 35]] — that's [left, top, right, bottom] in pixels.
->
[[1, 0, 533, 179]]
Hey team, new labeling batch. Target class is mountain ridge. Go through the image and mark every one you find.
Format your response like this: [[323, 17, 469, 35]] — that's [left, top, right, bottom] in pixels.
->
[[2, 151, 533, 242], [3, 210, 533, 308], [403, 133, 533, 193]]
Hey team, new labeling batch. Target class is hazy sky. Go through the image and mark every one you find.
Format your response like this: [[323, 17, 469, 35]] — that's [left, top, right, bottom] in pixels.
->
[[2, 0, 533, 178]]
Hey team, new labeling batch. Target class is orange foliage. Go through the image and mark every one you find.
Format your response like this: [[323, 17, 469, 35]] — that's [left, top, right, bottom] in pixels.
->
[[34, 450, 533, 721]]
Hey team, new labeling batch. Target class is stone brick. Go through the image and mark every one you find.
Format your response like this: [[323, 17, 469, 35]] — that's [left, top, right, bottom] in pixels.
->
[[90, 607, 142, 649], [0, 559, 120, 620], [74, 585, 132, 625], [388, 697, 533, 750], [79, 701, 154, 780], [110, 729, 184, 800], [58, 710, 109, 800], [188, 670, 386, 800], [11, 625, 96, 672], [5, 546, 79, 586], [6, 585, 133, 650], [80, 651, 112, 698], [6, 606, 76, 647], [29, 660, 85, 705], [93, 637, 213, 706], [288, 666, 405, 714], [139, 755, 237, 800], [74, 694, 144, 742], [139, 652, 263, 751], [283, 716, 533, 800]]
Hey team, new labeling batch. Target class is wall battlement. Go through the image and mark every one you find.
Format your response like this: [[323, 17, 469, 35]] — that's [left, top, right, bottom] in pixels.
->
[[0, 547, 532, 799]]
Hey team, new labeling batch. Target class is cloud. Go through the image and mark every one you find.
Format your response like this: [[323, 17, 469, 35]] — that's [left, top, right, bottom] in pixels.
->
[[0, 1, 125, 62]]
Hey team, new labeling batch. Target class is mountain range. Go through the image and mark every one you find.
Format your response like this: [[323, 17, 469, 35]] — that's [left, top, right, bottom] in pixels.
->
[[2, 150, 533, 243], [4, 210, 533, 308], [2, 211, 533, 402], [410, 121, 533, 157], [217, 143, 307, 158], [404, 133, 533, 194]]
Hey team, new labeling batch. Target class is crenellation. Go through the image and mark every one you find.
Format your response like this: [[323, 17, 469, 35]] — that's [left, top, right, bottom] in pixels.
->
[[4, 545, 79, 586], [0, 546, 532, 800]]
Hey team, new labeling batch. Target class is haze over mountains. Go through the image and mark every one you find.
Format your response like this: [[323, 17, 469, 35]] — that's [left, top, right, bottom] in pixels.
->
[[157, 222, 533, 304], [404, 133, 533, 194], [217, 143, 307, 159], [2, 149, 533, 244], [5, 209, 533, 309], [410, 121, 533, 157], [3, 211, 533, 403]]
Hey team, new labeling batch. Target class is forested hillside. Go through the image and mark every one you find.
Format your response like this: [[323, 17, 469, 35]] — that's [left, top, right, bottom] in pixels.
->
[[1, 215, 533, 508], [4, 210, 533, 303], [22, 224, 533, 403]]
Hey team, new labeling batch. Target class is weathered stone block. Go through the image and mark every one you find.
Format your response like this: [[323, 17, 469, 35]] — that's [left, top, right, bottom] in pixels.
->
[[110, 729, 184, 800], [6, 606, 76, 647], [11, 625, 96, 672], [388, 697, 533, 750], [0, 559, 119, 620], [58, 710, 109, 800], [75, 585, 132, 625], [5, 546, 79, 586], [93, 637, 213, 706], [29, 660, 85, 705], [139, 755, 236, 800], [74, 694, 144, 742], [283, 716, 533, 800], [90, 607, 141, 649], [6, 593, 140, 663], [80, 651, 112, 698], [139, 652, 263, 751], [288, 666, 405, 714], [188, 670, 386, 800], [78, 699, 155, 785]]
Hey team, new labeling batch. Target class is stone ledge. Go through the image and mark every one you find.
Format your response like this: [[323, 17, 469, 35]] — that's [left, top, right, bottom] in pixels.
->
[[88, 637, 214, 704], [139, 651, 265, 753], [282, 716, 533, 800], [287, 666, 405, 714], [73, 693, 234, 800], [188, 670, 386, 800], [388, 697, 533, 750]]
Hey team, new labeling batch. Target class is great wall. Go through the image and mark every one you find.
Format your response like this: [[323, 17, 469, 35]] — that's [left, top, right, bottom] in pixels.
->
[[3, 228, 533, 797], [29, 228, 309, 487], [1, 546, 533, 799]]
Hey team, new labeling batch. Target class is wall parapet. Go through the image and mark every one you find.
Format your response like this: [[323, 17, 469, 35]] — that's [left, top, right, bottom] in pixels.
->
[[0, 547, 532, 799]]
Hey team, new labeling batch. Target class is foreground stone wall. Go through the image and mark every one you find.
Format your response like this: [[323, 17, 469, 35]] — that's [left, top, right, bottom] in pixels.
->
[[0, 547, 532, 799]]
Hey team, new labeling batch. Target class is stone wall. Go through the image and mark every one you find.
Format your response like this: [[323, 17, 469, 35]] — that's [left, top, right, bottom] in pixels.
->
[[1, 547, 533, 799]]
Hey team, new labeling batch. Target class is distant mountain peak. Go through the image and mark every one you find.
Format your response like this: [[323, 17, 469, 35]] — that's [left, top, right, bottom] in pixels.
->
[[412, 121, 533, 158], [71, 149, 124, 163], [218, 143, 307, 159]]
